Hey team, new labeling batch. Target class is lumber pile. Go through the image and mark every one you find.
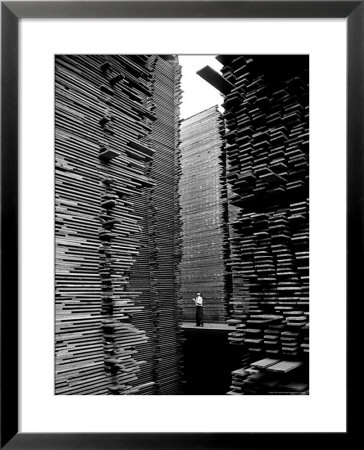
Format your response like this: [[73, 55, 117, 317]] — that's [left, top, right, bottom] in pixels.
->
[[199, 55, 309, 394], [150, 56, 184, 394], [179, 106, 230, 322], [128, 56, 183, 394], [55, 55, 183, 395], [228, 358, 308, 395]]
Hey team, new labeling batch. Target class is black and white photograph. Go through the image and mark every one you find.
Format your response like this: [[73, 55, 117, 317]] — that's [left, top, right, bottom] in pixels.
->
[[55, 54, 309, 396]]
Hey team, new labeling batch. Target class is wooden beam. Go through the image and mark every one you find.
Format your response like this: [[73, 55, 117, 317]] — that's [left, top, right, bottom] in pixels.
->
[[196, 65, 234, 95]]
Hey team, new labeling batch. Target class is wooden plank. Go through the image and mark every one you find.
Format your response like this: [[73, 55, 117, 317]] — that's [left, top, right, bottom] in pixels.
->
[[251, 358, 280, 369], [197, 65, 234, 95], [266, 360, 303, 373]]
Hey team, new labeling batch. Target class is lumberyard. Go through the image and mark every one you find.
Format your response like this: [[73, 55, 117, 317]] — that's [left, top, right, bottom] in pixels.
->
[[55, 55, 309, 395]]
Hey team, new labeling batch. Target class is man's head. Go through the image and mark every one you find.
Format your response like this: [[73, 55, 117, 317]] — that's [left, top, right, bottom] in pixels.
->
[[197, 292, 201, 296]]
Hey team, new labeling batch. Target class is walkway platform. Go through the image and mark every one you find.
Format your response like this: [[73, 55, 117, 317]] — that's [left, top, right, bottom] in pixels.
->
[[181, 322, 235, 332]]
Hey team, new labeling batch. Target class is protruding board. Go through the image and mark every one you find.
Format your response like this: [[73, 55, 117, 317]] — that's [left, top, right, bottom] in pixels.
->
[[196, 65, 234, 95]]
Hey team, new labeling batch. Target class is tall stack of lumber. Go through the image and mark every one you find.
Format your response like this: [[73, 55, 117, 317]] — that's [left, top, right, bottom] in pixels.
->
[[128, 55, 183, 394], [150, 56, 184, 393], [199, 55, 309, 394], [179, 106, 230, 322], [55, 55, 183, 395]]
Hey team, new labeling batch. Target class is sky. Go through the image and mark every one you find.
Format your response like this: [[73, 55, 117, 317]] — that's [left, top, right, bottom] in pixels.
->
[[178, 55, 224, 120]]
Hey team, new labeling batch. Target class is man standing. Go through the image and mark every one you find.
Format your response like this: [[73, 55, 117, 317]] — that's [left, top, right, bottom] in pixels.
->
[[193, 292, 204, 327]]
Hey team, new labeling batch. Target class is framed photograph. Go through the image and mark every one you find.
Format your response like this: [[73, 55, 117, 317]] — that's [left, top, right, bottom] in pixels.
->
[[1, 1, 355, 448]]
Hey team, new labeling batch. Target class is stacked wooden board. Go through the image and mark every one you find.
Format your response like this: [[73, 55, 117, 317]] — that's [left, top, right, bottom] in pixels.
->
[[179, 106, 230, 323], [128, 55, 184, 394], [199, 55, 309, 394], [55, 55, 183, 395], [149, 56, 184, 394], [228, 358, 308, 395]]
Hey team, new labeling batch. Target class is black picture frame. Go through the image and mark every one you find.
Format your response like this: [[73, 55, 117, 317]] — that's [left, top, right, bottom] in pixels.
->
[[0, 1, 357, 448]]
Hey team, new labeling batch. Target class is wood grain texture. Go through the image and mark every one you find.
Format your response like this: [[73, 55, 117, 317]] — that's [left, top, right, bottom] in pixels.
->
[[213, 55, 310, 394], [55, 55, 183, 394]]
